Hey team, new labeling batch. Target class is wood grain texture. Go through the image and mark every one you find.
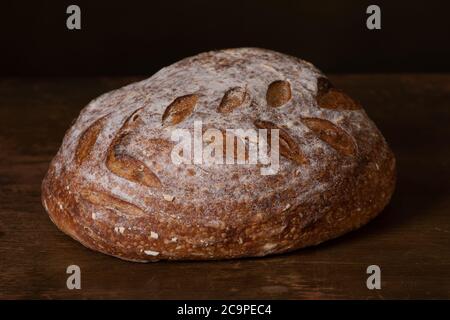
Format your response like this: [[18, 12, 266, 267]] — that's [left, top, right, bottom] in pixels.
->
[[0, 75, 449, 299]]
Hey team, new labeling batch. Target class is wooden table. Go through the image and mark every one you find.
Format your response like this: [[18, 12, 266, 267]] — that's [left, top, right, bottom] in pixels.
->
[[0, 75, 449, 299]]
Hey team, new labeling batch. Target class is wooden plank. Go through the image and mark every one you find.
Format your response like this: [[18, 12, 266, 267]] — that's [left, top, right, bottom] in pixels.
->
[[0, 75, 449, 299]]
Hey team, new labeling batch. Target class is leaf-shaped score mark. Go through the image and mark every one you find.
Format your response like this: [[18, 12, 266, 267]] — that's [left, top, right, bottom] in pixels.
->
[[106, 133, 162, 188], [266, 80, 292, 108], [254, 120, 307, 165], [80, 189, 146, 217], [301, 117, 356, 156], [162, 94, 198, 125], [218, 87, 251, 113], [317, 89, 361, 110], [123, 107, 145, 130], [75, 117, 105, 165], [315, 77, 361, 110]]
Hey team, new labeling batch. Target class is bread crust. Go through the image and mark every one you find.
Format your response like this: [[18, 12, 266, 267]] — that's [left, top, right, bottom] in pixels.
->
[[41, 48, 396, 262]]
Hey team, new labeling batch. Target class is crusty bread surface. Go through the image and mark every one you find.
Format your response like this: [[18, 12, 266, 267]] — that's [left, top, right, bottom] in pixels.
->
[[42, 48, 396, 262]]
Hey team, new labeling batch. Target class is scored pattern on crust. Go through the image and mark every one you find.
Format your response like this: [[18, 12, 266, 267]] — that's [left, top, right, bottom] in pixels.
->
[[44, 48, 396, 262], [266, 80, 292, 107], [106, 132, 162, 188], [217, 86, 251, 113], [87, 54, 362, 193], [74, 117, 105, 165], [254, 120, 308, 165], [162, 94, 198, 125], [103, 76, 360, 187], [80, 189, 146, 216], [301, 117, 357, 156], [315, 77, 361, 110], [123, 107, 145, 130]]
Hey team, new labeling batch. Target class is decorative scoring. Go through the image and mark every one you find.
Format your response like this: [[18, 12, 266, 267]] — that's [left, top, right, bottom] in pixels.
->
[[266, 80, 292, 108], [106, 132, 162, 188], [254, 120, 307, 165], [75, 118, 104, 165], [162, 94, 198, 125], [301, 117, 356, 156], [218, 87, 250, 113], [80, 189, 146, 216]]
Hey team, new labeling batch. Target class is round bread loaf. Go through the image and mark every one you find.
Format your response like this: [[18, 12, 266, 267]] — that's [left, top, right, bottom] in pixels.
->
[[41, 48, 396, 262]]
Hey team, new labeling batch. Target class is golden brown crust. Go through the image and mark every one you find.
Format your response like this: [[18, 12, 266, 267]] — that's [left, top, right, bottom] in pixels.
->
[[41, 48, 396, 262], [317, 88, 362, 110], [266, 80, 292, 107], [301, 117, 357, 156], [74, 117, 105, 165], [106, 132, 162, 189], [162, 94, 198, 126], [254, 120, 308, 165], [218, 87, 251, 113]]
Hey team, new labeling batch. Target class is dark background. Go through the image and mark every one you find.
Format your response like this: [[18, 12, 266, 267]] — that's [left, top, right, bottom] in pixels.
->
[[1, 0, 450, 300], [0, 0, 449, 76]]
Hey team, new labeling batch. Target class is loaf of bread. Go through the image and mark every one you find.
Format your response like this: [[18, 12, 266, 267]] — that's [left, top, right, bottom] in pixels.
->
[[41, 48, 396, 262]]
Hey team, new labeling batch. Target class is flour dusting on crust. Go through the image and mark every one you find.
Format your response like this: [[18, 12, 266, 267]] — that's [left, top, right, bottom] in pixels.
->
[[41, 48, 396, 262]]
